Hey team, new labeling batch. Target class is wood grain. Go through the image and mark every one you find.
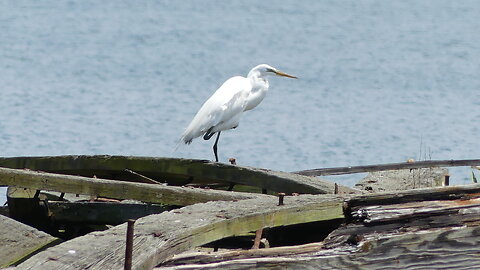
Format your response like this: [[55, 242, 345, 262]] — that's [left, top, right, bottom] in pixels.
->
[[293, 159, 480, 176], [0, 215, 60, 267], [0, 167, 262, 206], [0, 155, 359, 194], [16, 194, 344, 270]]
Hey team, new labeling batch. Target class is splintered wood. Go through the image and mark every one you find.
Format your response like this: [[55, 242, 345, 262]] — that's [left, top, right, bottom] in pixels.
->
[[15, 195, 344, 270], [4, 155, 480, 269], [156, 184, 480, 270]]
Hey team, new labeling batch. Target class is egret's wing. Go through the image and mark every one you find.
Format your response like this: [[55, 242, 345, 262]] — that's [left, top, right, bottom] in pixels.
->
[[181, 76, 251, 144]]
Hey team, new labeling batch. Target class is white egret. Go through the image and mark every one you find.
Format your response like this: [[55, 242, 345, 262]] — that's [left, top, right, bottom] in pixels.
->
[[180, 64, 297, 162]]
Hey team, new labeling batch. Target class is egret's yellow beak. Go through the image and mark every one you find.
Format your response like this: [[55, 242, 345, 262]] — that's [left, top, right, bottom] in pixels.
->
[[274, 70, 298, 79]]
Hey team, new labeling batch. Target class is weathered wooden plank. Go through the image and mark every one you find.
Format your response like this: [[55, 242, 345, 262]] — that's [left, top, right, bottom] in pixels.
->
[[160, 242, 324, 267], [325, 196, 480, 250], [0, 214, 61, 268], [157, 185, 480, 270], [0, 167, 262, 206], [346, 183, 480, 209], [47, 201, 173, 225], [293, 159, 480, 176], [156, 226, 480, 270], [355, 168, 448, 192], [0, 155, 359, 194], [16, 194, 344, 270]]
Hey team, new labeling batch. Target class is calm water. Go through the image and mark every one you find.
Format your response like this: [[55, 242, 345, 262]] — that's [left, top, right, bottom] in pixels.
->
[[2, 1, 480, 202]]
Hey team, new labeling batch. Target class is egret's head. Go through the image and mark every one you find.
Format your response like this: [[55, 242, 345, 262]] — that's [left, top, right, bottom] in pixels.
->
[[248, 64, 297, 79]]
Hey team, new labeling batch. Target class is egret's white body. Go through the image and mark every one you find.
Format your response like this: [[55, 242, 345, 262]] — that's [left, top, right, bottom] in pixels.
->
[[180, 64, 296, 161]]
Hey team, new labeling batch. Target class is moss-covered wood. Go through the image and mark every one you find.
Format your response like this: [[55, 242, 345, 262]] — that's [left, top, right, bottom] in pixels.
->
[[0, 167, 262, 206], [16, 195, 344, 270], [156, 183, 480, 270], [0, 155, 359, 194], [155, 226, 480, 270], [47, 201, 173, 225]]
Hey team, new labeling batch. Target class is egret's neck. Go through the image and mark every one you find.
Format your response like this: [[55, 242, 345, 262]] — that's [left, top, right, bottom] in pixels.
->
[[248, 72, 269, 93], [245, 72, 269, 111]]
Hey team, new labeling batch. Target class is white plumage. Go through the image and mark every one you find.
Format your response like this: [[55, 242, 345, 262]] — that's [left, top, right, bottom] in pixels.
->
[[180, 64, 297, 162]]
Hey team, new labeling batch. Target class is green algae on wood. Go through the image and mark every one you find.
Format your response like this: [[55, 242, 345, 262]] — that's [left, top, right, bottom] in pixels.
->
[[0, 155, 359, 194], [0, 167, 262, 206], [16, 195, 344, 270]]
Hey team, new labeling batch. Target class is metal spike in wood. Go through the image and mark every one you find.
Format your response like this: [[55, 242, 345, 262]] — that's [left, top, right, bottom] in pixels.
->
[[124, 219, 135, 270]]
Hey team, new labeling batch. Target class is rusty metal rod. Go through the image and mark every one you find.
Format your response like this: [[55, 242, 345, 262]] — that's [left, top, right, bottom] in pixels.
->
[[278, 193, 285, 206], [124, 219, 136, 270]]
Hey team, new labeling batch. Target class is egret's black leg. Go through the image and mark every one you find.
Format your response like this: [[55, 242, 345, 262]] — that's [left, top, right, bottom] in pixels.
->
[[203, 128, 215, 140], [213, 131, 221, 162]]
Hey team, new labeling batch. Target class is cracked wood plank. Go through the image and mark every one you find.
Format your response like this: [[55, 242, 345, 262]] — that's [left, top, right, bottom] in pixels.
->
[[16, 194, 344, 270], [0, 155, 359, 194], [293, 159, 480, 176], [0, 215, 61, 268], [155, 226, 480, 270], [0, 167, 261, 206]]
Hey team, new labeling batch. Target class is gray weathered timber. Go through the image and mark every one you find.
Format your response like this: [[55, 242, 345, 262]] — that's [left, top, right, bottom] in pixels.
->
[[156, 226, 480, 270], [346, 182, 480, 209], [0, 155, 359, 194], [0, 215, 61, 267], [0, 167, 262, 206], [47, 201, 173, 224], [16, 194, 344, 270], [355, 167, 448, 192], [160, 242, 324, 267], [157, 184, 480, 270], [293, 158, 480, 176]]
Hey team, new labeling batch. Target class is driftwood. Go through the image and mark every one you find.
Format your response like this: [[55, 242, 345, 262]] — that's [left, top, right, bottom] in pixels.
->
[[155, 226, 480, 270], [0, 167, 263, 206], [46, 201, 172, 225], [156, 184, 480, 270], [4, 156, 480, 269], [293, 158, 480, 176], [160, 242, 324, 267], [0, 215, 60, 267], [0, 155, 359, 194], [15, 195, 344, 270], [355, 167, 448, 192]]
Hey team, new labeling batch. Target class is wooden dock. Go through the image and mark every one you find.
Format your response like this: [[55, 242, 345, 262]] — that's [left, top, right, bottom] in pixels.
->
[[2, 155, 479, 269]]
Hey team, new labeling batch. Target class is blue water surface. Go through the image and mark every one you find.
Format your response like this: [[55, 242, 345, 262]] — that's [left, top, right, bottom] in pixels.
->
[[2, 1, 480, 203]]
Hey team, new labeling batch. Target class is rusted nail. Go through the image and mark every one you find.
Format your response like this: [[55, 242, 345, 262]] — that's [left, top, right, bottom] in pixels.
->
[[444, 174, 450, 186], [334, 183, 338, 194], [34, 190, 41, 199], [124, 219, 136, 270], [278, 193, 285, 206], [252, 229, 263, 249], [59, 192, 65, 199]]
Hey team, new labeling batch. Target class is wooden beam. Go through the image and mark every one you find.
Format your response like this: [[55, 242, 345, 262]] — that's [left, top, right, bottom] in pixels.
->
[[16, 194, 344, 270], [160, 242, 324, 267], [154, 226, 480, 270], [158, 184, 480, 270], [0, 155, 360, 194], [354, 168, 448, 193], [0, 167, 263, 206], [346, 183, 480, 209], [293, 159, 480, 176], [0, 215, 61, 267], [47, 201, 173, 225]]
